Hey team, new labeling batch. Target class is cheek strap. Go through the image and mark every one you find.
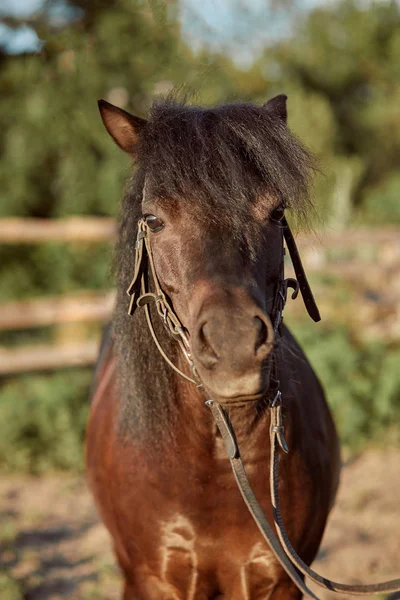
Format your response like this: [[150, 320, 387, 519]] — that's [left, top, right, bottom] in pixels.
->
[[282, 217, 321, 323]]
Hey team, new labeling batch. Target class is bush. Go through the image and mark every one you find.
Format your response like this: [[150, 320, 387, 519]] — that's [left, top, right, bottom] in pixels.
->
[[288, 320, 400, 450], [0, 369, 92, 473]]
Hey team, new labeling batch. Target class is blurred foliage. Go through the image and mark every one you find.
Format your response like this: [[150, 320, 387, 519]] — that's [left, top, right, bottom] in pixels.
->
[[0, 243, 111, 302], [288, 320, 400, 450], [0, 369, 91, 473], [0, 522, 23, 600], [259, 0, 400, 226], [0, 571, 23, 600], [0, 0, 399, 472]]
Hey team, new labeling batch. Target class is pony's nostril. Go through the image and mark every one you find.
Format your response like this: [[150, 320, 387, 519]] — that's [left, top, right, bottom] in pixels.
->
[[199, 322, 218, 357], [194, 311, 273, 371], [254, 317, 268, 349], [254, 316, 273, 360], [196, 322, 218, 368]]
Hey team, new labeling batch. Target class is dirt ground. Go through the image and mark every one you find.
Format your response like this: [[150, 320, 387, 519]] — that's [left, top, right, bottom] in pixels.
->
[[1, 450, 399, 600]]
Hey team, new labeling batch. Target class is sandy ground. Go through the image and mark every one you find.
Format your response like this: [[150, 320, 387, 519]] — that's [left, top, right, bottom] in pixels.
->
[[1, 450, 399, 600]]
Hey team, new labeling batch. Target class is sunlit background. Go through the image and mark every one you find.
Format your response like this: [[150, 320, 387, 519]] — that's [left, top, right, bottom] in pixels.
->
[[0, 1, 399, 598]]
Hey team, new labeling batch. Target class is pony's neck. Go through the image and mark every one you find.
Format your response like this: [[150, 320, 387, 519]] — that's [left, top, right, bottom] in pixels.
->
[[175, 360, 271, 452]]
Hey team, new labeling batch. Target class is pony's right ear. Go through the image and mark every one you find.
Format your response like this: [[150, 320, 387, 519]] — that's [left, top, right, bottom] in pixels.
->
[[263, 94, 287, 124], [98, 99, 147, 154]]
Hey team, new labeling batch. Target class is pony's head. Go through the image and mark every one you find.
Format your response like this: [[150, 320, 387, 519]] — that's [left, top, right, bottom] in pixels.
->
[[99, 95, 316, 403]]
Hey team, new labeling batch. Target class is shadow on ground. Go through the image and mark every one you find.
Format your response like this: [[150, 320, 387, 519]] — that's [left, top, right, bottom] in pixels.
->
[[0, 476, 120, 599], [1, 451, 400, 600]]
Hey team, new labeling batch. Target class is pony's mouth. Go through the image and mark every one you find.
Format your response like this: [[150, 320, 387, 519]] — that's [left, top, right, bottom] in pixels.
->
[[191, 346, 274, 404], [216, 390, 269, 406], [199, 375, 271, 405]]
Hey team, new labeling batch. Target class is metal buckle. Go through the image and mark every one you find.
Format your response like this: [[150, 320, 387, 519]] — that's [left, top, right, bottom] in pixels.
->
[[135, 230, 146, 249], [271, 390, 281, 408], [284, 278, 299, 300]]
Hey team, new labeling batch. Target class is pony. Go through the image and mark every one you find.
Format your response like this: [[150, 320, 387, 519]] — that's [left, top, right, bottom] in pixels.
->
[[86, 94, 341, 600]]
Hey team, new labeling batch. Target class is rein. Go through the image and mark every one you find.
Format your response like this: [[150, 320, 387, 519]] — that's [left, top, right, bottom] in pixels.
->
[[126, 217, 400, 599]]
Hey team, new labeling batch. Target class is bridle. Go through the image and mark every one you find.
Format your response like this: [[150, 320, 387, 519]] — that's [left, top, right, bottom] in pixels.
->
[[127, 217, 201, 387], [126, 215, 319, 387], [126, 214, 400, 599]]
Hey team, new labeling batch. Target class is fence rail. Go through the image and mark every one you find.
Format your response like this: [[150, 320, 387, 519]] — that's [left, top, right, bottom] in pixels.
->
[[0, 217, 116, 243], [0, 217, 399, 245], [0, 291, 115, 331], [0, 342, 99, 375]]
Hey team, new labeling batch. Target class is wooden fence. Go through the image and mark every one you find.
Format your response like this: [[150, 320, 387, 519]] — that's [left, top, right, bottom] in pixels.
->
[[1, 217, 399, 374], [0, 217, 116, 243], [0, 291, 115, 331], [1, 216, 399, 245]]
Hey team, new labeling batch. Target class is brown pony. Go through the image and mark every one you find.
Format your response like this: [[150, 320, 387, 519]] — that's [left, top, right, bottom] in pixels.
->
[[86, 94, 340, 600]]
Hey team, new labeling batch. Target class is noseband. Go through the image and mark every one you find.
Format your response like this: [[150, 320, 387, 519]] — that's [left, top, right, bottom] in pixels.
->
[[125, 216, 400, 600]]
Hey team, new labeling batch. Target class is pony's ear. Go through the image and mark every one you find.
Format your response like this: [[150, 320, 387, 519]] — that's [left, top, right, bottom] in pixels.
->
[[98, 99, 147, 154], [263, 94, 287, 123]]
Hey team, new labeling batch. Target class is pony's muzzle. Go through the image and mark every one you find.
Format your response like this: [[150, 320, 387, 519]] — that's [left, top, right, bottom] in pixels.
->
[[190, 296, 274, 400], [194, 312, 273, 367]]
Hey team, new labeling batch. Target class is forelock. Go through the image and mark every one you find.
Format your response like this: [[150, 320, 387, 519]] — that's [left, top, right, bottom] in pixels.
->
[[134, 96, 317, 229]]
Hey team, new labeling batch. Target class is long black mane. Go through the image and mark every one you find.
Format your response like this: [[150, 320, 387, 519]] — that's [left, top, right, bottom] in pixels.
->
[[113, 97, 317, 439]]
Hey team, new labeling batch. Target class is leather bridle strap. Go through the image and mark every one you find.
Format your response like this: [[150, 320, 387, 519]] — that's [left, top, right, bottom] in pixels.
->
[[282, 217, 320, 323], [142, 297, 198, 385], [206, 399, 319, 600], [127, 219, 202, 387], [269, 425, 400, 595], [207, 399, 400, 597]]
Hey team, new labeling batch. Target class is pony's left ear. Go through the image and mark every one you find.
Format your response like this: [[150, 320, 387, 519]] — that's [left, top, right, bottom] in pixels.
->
[[263, 94, 287, 124], [98, 99, 147, 154]]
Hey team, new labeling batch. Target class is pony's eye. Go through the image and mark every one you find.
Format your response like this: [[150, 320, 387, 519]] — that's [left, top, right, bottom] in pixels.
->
[[270, 204, 285, 222], [145, 214, 164, 232]]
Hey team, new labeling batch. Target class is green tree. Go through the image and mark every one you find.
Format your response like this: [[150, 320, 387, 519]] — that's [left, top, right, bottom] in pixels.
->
[[265, 0, 400, 221]]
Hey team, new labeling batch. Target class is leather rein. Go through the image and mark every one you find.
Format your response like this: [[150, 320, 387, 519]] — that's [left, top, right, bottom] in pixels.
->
[[126, 216, 400, 599]]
